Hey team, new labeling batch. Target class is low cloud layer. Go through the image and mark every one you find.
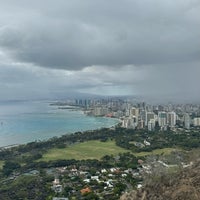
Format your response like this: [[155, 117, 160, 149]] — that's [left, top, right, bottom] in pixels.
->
[[0, 0, 200, 101]]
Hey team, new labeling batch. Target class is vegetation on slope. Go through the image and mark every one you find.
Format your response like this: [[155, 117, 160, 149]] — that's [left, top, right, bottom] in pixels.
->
[[121, 149, 200, 200]]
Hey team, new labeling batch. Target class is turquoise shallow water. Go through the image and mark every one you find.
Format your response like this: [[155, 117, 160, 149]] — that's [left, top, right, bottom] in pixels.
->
[[0, 101, 118, 147]]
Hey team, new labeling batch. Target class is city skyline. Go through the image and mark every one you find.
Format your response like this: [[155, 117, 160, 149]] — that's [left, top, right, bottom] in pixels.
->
[[0, 0, 200, 102]]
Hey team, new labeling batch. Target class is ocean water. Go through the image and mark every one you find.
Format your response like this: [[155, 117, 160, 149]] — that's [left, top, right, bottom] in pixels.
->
[[0, 101, 118, 147]]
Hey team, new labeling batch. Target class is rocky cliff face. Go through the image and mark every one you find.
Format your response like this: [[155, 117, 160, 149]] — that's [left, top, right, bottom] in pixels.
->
[[121, 160, 200, 200]]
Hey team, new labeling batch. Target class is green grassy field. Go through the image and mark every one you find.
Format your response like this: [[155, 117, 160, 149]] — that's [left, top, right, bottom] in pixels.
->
[[39, 140, 177, 162], [40, 140, 130, 161]]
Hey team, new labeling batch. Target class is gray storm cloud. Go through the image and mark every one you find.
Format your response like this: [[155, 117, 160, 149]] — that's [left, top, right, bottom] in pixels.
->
[[0, 0, 200, 101], [0, 0, 199, 69]]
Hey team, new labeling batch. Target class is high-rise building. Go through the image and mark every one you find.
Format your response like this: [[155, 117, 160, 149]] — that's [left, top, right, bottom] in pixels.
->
[[148, 119, 155, 131], [146, 112, 155, 126], [184, 113, 190, 129], [130, 107, 139, 117], [158, 112, 167, 127], [138, 119, 144, 129], [122, 117, 137, 129], [140, 110, 146, 123], [193, 117, 200, 126], [130, 107, 139, 124], [93, 107, 108, 116], [167, 112, 176, 127]]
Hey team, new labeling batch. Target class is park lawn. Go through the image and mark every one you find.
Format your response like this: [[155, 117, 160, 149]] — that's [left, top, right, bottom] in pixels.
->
[[0, 160, 4, 169], [39, 140, 178, 162], [134, 148, 176, 157], [40, 140, 130, 161]]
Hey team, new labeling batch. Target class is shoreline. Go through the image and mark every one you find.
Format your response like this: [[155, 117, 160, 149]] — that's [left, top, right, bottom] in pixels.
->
[[0, 118, 121, 149], [0, 122, 121, 149], [0, 101, 121, 148]]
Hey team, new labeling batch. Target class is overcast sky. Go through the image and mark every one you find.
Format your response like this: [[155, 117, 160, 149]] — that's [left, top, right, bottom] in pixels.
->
[[0, 0, 200, 102]]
